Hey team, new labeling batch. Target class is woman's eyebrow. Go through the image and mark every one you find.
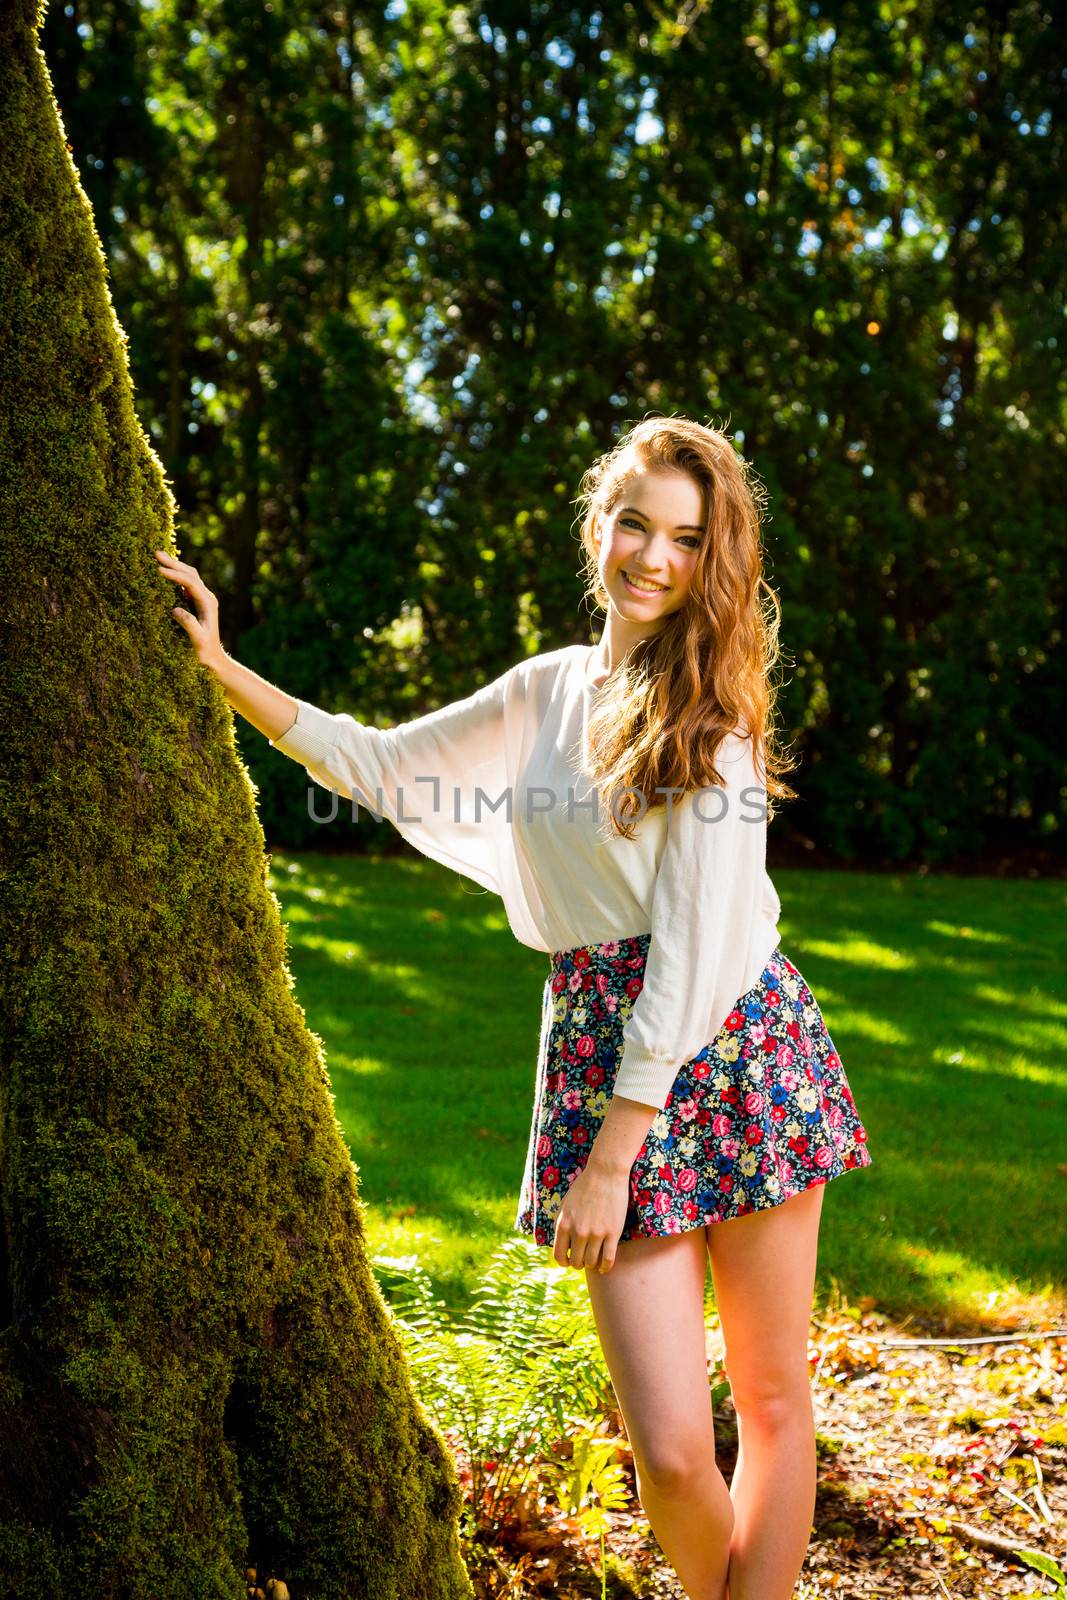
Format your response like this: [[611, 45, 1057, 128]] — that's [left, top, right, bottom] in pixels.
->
[[620, 505, 704, 533]]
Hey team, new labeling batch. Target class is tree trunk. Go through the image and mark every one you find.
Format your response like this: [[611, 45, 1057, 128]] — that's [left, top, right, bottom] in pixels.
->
[[0, 5, 472, 1597]]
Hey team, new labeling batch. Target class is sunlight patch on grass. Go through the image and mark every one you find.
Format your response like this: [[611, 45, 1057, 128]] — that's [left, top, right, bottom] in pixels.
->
[[983, 992, 1067, 1027], [929, 1045, 1063, 1086], [833, 1009, 912, 1047], [925, 918, 1013, 946], [973, 981, 1043, 1007], [799, 937, 916, 971], [293, 933, 368, 963], [317, 1043, 388, 1078], [887, 1236, 1017, 1311], [268, 866, 362, 907], [935, 957, 1053, 987], [275, 900, 318, 925], [1005, 1049, 1065, 1086], [883, 1228, 1067, 1318], [305, 951, 442, 1003]]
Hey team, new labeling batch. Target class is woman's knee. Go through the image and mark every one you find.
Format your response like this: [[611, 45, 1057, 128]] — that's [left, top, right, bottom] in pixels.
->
[[725, 1362, 812, 1435], [634, 1431, 718, 1497]]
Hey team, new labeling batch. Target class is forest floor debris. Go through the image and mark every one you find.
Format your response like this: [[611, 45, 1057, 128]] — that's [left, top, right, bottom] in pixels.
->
[[463, 1288, 1067, 1598]]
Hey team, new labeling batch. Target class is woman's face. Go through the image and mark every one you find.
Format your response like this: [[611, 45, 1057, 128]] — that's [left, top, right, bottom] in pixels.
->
[[595, 467, 706, 629]]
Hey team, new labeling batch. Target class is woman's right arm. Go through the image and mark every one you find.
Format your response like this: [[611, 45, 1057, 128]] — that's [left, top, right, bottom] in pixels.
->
[[154, 548, 298, 742], [213, 652, 299, 743], [154, 546, 524, 891]]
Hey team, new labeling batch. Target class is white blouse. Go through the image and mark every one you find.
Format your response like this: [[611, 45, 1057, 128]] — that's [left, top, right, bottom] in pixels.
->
[[270, 643, 782, 1111]]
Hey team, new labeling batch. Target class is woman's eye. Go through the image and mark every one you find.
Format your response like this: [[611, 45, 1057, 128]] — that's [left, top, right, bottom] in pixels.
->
[[622, 517, 700, 549]]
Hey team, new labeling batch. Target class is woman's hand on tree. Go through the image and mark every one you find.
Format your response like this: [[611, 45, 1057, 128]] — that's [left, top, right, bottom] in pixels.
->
[[154, 549, 225, 672]]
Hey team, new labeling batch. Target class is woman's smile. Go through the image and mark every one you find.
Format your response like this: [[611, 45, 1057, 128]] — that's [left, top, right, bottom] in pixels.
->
[[621, 569, 670, 595]]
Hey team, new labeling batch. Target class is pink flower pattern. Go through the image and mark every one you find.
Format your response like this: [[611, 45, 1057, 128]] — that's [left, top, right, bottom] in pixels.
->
[[515, 938, 873, 1249]]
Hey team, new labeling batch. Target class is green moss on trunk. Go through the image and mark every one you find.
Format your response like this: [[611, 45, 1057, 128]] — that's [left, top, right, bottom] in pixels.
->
[[0, 4, 473, 1595]]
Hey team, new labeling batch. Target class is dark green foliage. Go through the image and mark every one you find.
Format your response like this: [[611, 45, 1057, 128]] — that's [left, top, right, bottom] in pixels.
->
[[39, 0, 1066, 867], [0, 3, 473, 1593]]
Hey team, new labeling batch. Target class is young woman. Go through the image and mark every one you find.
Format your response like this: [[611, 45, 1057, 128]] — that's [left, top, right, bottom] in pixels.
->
[[155, 415, 872, 1600]]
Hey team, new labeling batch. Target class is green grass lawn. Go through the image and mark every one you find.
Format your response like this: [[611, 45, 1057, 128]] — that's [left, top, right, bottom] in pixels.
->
[[267, 850, 1067, 1327]]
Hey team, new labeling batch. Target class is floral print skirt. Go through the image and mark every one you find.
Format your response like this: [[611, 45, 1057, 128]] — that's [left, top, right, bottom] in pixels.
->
[[514, 933, 872, 1248]]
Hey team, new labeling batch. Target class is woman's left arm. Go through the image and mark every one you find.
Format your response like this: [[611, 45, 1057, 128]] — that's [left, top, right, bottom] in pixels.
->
[[552, 730, 773, 1274], [550, 1089, 659, 1273], [612, 729, 773, 1113]]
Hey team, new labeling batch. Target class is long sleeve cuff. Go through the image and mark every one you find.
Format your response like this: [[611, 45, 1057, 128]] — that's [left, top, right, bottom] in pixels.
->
[[611, 1045, 680, 1112], [269, 699, 342, 770]]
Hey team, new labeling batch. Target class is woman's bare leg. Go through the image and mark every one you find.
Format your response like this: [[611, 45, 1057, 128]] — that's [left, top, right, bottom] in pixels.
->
[[584, 1228, 735, 1600], [706, 1183, 825, 1600]]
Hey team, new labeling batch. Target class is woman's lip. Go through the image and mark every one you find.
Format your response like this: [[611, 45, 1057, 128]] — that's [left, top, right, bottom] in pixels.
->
[[622, 570, 669, 594]]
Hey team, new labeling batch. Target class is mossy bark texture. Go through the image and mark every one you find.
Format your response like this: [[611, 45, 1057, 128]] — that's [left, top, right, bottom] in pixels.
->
[[0, 5, 473, 1596]]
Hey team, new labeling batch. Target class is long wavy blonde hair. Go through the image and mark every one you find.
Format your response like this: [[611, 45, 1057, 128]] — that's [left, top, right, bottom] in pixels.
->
[[574, 414, 799, 841]]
